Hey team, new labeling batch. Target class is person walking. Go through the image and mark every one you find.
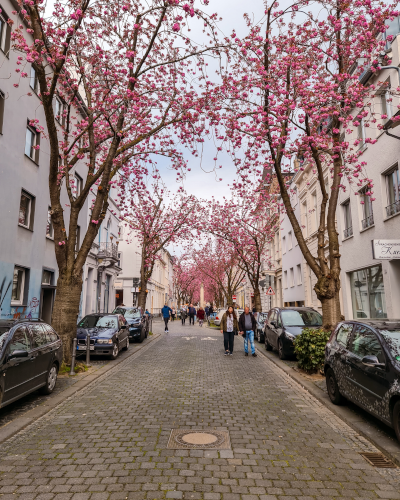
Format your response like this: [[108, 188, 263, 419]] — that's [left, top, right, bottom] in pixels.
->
[[205, 305, 210, 320], [180, 306, 187, 325], [188, 303, 196, 325], [220, 306, 239, 356], [161, 303, 172, 333], [239, 306, 257, 357], [197, 307, 205, 327], [171, 307, 176, 321]]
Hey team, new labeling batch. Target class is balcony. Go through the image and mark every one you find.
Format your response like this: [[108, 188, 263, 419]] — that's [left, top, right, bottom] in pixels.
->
[[361, 215, 374, 230], [97, 242, 118, 260], [386, 200, 400, 218], [343, 226, 353, 239]]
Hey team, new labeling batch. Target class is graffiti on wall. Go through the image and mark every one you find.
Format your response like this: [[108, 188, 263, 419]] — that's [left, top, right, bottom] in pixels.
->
[[10, 298, 39, 320]]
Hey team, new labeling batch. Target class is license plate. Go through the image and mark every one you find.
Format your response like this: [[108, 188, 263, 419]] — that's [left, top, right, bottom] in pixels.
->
[[77, 345, 94, 350]]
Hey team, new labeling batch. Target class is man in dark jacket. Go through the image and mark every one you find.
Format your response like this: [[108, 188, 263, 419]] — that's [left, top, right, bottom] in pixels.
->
[[239, 306, 257, 357], [188, 304, 196, 325], [161, 304, 172, 333]]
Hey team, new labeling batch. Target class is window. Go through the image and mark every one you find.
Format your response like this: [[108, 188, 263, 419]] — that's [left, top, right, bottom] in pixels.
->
[[46, 207, 53, 239], [312, 191, 318, 232], [73, 173, 83, 198], [25, 122, 40, 163], [19, 191, 34, 229], [349, 325, 385, 363], [385, 165, 400, 217], [380, 87, 392, 121], [0, 88, 4, 134], [349, 264, 386, 319], [288, 231, 293, 250], [55, 96, 65, 125], [282, 236, 286, 254], [302, 201, 308, 236], [30, 324, 49, 348], [342, 200, 352, 238], [42, 270, 53, 285], [335, 324, 353, 348], [384, 16, 400, 50], [11, 267, 25, 305], [75, 225, 80, 252], [289, 268, 294, 287], [9, 326, 31, 353], [117, 252, 121, 268], [360, 186, 374, 229], [0, 6, 10, 55], [42, 324, 58, 343], [283, 270, 288, 289], [356, 117, 365, 150], [297, 264, 302, 285], [30, 65, 39, 94]]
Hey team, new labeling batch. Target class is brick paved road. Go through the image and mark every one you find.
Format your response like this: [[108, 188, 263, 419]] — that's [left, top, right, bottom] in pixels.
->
[[1, 321, 400, 500]]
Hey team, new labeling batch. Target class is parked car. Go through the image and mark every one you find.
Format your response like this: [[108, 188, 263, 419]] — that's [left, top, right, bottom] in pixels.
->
[[207, 311, 217, 325], [324, 320, 400, 443], [254, 312, 268, 343], [264, 307, 323, 359], [0, 319, 63, 408], [112, 306, 149, 342], [77, 314, 129, 359], [213, 309, 226, 327]]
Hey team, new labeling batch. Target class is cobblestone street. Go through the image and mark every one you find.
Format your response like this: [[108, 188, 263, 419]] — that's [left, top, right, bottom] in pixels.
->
[[1, 321, 400, 500]]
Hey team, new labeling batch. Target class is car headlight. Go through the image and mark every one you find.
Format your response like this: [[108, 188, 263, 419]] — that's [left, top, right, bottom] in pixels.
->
[[285, 332, 295, 340], [97, 339, 113, 344]]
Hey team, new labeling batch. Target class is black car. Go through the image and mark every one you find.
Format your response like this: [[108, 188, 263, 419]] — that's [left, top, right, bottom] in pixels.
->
[[254, 312, 268, 343], [112, 306, 149, 343], [324, 320, 400, 442], [0, 319, 63, 408], [264, 307, 323, 359], [76, 314, 129, 359]]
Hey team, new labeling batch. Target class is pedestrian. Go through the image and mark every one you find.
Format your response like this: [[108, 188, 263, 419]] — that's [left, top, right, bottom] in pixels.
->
[[220, 306, 239, 356], [239, 306, 257, 357], [171, 307, 176, 321], [180, 306, 187, 325], [252, 306, 256, 313], [205, 305, 210, 320], [161, 303, 172, 333], [209, 305, 214, 315], [188, 303, 196, 325], [145, 309, 151, 317], [197, 307, 205, 327]]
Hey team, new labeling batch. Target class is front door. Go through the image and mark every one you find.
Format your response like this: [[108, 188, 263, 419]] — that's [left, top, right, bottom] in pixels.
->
[[40, 287, 54, 324], [2, 325, 33, 404], [346, 325, 389, 413]]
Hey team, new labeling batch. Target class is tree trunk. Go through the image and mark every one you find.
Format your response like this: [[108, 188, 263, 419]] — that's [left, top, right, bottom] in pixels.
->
[[138, 286, 148, 312], [52, 272, 83, 364], [253, 287, 262, 312], [314, 271, 342, 330]]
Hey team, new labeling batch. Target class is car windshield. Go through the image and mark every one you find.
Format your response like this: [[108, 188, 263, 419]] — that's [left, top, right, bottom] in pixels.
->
[[379, 330, 400, 362], [78, 315, 117, 329], [257, 313, 267, 324], [281, 310, 323, 327], [113, 308, 140, 319]]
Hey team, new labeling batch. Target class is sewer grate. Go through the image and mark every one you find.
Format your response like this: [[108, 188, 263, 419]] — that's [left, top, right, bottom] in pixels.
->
[[360, 452, 398, 468], [167, 429, 230, 449]]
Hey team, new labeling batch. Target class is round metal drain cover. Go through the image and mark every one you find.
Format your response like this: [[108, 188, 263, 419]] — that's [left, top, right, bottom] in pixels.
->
[[173, 430, 227, 449]]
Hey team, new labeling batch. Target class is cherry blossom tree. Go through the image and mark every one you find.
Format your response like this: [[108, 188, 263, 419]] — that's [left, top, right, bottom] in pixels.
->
[[10, 0, 226, 358], [219, 0, 398, 327]]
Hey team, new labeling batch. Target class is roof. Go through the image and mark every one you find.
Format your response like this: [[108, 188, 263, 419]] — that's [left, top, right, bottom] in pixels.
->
[[345, 320, 400, 330]]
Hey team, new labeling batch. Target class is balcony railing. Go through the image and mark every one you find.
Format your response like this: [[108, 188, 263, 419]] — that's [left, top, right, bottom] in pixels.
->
[[343, 226, 353, 239], [361, 214, 374, 230], [97, 242, 118, 260], [386, 200, 400, 218]]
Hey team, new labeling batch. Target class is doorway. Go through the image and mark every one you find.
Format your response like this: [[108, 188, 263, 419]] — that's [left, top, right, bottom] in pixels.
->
[[40, 287, 55, 323], [115, 289, 124, 307]]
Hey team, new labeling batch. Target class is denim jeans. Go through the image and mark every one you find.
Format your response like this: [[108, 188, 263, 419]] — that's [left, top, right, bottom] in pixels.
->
[[244, 330, 255, 354]]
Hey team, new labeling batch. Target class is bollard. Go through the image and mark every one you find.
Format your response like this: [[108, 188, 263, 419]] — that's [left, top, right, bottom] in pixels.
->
[[150, 318, 153, 335], [70, 338, 77, 375], [86, 332, 91, 367]]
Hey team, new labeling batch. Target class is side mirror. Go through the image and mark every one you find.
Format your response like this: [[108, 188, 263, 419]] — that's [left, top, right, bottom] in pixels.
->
[[362, 355, 385, 368], [120, 325, 127, 330], [270, 321, 276, 328], [8, 350, 29, 360]]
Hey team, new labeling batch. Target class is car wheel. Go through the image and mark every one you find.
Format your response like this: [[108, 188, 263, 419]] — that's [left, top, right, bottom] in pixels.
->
[[393, 401, 400, 444], [123, 338, 130, 351], [326, 368, 344, 405], [265, 338, 272, 351], [110, 342, 119, 360], [139, 330, 144, 343], [278, 339, 287, 360], [40, 363, 58, 395]]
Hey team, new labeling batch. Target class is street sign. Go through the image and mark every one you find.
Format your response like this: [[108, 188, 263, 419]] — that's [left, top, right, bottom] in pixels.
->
[[250, 292, 254, 297], [232, 295, 236, 301], [266, 286, 275, 295], [372, 239, 400, 259]]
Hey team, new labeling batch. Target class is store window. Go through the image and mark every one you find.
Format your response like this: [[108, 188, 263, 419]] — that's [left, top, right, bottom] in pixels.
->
[[385, 165, 400, 217], [349, 265, 387, 319]]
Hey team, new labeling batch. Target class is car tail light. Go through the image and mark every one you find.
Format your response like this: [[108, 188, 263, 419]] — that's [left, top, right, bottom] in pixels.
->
[[216, 316, 219, 320]]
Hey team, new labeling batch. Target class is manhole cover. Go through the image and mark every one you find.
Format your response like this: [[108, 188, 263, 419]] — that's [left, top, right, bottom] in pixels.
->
[[360, 452, 397, 468], [167, 429, 230, 449]]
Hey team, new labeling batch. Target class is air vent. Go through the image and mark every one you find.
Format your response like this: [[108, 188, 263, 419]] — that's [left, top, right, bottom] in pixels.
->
[[360, 452, 397, 468]]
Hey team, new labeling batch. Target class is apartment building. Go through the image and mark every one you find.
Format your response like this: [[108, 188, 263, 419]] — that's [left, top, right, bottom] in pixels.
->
[[336, 25, 400, 321]]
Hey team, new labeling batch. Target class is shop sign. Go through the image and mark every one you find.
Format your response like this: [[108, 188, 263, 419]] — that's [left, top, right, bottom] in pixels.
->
[[372, 240, 400, 259], [114, 282, 123, 288]]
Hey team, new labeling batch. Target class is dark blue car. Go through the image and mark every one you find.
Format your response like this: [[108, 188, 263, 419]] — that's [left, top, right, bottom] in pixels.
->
[[76, 314, 129, 359], [112, 307, 149, 343]]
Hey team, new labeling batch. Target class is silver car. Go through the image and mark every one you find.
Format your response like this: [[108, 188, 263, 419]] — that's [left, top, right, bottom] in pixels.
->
[[213, 309, 226, 327]]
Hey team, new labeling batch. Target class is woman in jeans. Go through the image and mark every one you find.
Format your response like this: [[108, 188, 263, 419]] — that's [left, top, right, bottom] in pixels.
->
[[220, 306, 239, 356]]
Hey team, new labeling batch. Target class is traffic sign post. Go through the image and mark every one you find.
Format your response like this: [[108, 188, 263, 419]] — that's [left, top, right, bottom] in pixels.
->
[[232, 295, 236, 301], [266, 286, 275, 296]]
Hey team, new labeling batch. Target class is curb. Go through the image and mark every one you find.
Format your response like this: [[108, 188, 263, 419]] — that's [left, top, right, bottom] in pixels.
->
[[255, 342, 400, 467], [0, 333, 161, 445]]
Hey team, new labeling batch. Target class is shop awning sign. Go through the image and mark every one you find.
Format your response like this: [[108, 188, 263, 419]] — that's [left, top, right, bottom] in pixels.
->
[[372, 240, 400, 259]]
